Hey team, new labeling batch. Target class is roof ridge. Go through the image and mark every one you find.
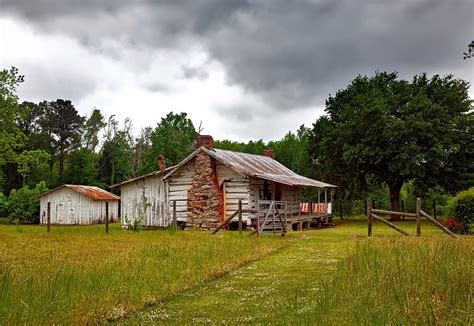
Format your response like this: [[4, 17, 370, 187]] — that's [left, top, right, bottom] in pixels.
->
[[213, 147, 273, 159]]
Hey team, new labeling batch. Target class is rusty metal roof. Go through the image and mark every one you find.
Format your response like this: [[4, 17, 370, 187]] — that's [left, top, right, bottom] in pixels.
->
[[163, 147, 337, 188], [39, 185, 120, 200], [110, 166, 176, 188]]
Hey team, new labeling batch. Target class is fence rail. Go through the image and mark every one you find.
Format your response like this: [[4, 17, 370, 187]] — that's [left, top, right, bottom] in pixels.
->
[[367, 198, 457, 238]]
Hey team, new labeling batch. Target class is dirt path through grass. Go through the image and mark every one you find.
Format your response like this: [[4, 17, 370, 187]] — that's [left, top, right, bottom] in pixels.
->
[[120, 225, 356, 324]]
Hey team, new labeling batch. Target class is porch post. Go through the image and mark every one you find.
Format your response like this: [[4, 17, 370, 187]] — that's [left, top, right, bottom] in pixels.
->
[[324, 188, 329, 224], [309, 188, 312, 218], [324, 188, 328, 214], [299, 188, 302, 219], [330, 189, 333, 216], [317, 189, 321, 215]]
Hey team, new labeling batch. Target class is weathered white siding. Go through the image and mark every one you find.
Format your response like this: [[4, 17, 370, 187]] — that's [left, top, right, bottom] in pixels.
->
[[120, 174, 169, 227], [282, 185, 301, 215], [168, 161, 194, 222], [217, 162, 251, 222], [39, 188, 119, 225]]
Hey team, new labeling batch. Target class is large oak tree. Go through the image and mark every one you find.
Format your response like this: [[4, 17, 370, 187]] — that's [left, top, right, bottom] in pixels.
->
[[309, 72, 473, 219]]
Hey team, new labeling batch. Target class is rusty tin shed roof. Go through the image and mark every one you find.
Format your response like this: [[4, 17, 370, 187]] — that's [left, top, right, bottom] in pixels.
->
[[163, 147, 336, 188], [39, 185, 120, 200]]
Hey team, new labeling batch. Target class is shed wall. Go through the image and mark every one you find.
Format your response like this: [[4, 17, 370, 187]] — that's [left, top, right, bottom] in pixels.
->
[[39, 188, 119, 225], [120, 174, 169, 227]]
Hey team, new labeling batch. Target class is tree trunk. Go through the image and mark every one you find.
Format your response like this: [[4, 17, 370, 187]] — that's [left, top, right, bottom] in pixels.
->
[[388, 182, 402, 221]]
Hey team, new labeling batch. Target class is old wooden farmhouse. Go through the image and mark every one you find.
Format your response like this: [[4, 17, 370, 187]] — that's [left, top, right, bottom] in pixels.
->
[[39, 185, 120, 225], [114, 135, 336, 231]]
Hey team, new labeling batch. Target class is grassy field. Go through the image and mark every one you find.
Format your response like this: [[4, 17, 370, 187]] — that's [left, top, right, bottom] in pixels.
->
[[123, 221, 473, 325], [291, 236, 473, 325], [0, 224, 288, 324], [1, 220, 472, 325]]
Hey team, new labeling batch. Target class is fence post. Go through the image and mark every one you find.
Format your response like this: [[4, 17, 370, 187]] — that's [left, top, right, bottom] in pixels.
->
[[238, 199, 243, 234], [416, 198, 421, 236], [47, 202, 51, 233], [173, 200, 177, 226], [367, 198, 372, 236], [432, 199, 437, 220], [105, 201, 109, 234]]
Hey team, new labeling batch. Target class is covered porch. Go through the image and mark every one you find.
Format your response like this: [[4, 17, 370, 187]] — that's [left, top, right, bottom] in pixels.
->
[[251, 181, 336, 233]]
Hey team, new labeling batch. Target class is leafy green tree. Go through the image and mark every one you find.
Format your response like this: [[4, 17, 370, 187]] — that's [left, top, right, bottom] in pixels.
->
[[131, 127, 153, 176], [0, 67, 26, 168], [309, 72, 473, 219], [6, 181, 48, 223], [16, 101, 43, 137], [16, 150, 50, 186], [0, 68, 50, 192], [214, 139, 266, 155], [39, 100, 85, 178], [64, 148, 98, 185], [268, 125, 311, 175], [99, 116, 133, 185], [144, 112, 197, 170], [83, 108, 106, 152]]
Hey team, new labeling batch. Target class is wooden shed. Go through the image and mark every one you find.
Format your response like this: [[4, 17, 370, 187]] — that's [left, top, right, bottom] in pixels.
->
[[38, 185, 120, 225], [114, 135, 336, 231]]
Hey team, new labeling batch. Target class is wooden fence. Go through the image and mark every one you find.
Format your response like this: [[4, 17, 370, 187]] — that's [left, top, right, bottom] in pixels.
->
[[367, 198, 457, 238]]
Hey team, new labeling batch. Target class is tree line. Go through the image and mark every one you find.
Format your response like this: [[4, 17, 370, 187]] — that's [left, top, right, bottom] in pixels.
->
[[1, 67, 472, 222]]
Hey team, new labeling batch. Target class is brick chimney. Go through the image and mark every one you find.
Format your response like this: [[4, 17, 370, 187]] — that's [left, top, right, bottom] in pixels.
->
[[158, 155, 166, 172], [196, 135, 214, 149], [262, 149, 275, 159]]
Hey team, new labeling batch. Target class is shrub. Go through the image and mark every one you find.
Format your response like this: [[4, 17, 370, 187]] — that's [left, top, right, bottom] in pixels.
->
[[443, 218, 465, 233], [445, 187, 474, 234], [6, 181, 48, 223], [123, 214, 144, 231]]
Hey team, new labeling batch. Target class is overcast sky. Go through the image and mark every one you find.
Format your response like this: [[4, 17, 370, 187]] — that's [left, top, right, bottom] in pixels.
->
[[1, 0, 473, 141]]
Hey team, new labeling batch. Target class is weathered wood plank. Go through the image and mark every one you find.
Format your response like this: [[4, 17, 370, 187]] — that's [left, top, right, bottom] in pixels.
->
[[371, 213, 410, 236], [420, 210, 458, 238], [372, 209, 417, 218]]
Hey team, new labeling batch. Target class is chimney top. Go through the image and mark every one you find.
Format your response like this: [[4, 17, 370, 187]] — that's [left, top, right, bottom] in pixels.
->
[[158, 155, 166, 172], [262, 149, 275, 159], [196, 135, 214, 149]]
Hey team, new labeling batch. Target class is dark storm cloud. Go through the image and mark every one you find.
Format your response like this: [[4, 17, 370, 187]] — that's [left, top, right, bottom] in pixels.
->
[[181, 63, 210, 81], [2, 0, 473, 111]]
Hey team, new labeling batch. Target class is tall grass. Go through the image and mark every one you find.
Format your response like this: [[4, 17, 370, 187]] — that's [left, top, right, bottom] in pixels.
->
[[290, 237, 473, 325], [0, 224, 288, 324]]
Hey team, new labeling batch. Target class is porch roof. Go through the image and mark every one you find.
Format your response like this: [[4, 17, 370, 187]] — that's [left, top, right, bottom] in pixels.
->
[[163, 147, 336, 188]]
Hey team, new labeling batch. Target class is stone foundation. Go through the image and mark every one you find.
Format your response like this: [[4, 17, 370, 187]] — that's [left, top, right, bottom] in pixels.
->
[[187, 151, 224, 229]]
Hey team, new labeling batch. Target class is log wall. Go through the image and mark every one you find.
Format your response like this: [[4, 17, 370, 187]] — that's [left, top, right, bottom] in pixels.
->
[[216, 162, 251, 222], [168, 161, 195, 222]]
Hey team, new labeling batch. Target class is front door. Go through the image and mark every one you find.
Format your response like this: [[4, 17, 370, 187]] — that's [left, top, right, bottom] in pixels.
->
[[274, 183, 282, 201]]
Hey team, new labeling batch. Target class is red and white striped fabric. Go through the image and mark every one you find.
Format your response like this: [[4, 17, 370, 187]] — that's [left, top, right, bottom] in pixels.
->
[[300, 203, 327, 213]]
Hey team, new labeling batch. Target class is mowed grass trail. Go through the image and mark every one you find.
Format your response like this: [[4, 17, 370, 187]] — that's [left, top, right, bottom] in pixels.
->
[[121, 221, 473, 325], [0, 224, 289, 325]]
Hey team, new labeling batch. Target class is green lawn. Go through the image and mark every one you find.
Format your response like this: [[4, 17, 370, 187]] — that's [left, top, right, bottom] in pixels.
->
[[121, 220, 473, 325], [1, 220, 472, 325], [0, 224, 288, 324]]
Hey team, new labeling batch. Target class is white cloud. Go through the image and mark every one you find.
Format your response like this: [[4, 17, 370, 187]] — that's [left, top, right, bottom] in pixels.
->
[[2, 16, 309, 142]]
